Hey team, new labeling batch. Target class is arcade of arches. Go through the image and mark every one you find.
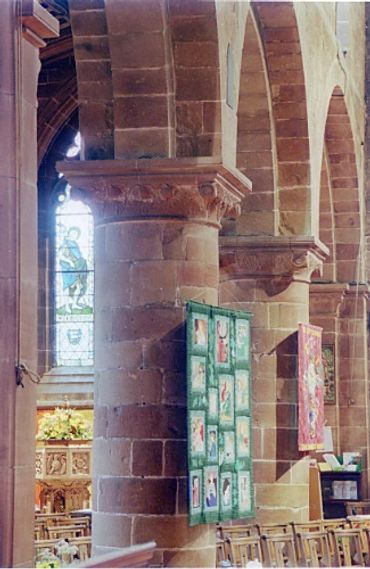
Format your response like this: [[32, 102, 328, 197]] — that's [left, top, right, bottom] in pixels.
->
[[2, 0, 370, 567]]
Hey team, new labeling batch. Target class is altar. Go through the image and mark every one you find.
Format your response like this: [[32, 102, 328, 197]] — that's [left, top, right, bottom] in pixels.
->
[[36, 441, 92, 513]]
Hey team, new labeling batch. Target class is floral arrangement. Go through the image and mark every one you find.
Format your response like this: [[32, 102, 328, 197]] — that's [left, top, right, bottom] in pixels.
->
[[35, 548, 60, 568], [55, 540, 79, 558], [36, 407, 93, 441], [35, 540, 80, 568]]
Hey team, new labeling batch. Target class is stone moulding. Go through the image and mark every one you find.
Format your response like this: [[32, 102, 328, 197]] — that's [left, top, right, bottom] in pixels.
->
[[21, 0, 59, 48], [220, 235, 329, 284], [56, 157, 252, 227]]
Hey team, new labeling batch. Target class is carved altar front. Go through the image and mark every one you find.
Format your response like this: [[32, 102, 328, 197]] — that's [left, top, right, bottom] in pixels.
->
[[36, 442, 92, 513]]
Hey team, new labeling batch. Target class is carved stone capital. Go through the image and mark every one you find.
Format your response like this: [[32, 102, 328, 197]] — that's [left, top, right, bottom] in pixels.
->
[[56, 158, 252, 227], [220, 235, 329, 284]]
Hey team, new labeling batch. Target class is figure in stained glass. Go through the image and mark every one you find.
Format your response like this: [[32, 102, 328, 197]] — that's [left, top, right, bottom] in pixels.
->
[[58, 226, 89, 313]]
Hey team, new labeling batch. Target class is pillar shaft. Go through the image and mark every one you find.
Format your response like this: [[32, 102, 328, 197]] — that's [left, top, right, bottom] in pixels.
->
[[59, 157, 250, 567], [220, 235, 328, 524], [0, 2, 58, 566], [338, 285, 370, 498]]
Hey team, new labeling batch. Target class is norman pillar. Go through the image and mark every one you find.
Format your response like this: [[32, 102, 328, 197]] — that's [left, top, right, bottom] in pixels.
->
[[220, 236, 328, 523], [59, 158, 250, 567]]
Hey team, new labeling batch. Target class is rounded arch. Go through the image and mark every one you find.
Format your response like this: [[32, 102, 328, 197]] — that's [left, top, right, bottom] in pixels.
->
[[252, 0, 310, 236], [234, 10, 276, 236], [320, 86, 361, 283]]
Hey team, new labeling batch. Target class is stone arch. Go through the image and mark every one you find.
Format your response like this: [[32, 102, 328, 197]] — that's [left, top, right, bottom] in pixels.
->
[[235, 9, 276, 236], [38, 77, 78, 167], [68, 1, 220, 160], [318, 149, 336, 282], [168, 0, 221, 158], [103, 0, 176, 159], [323, 86, 361, 283], [253, 1, 310, 235]]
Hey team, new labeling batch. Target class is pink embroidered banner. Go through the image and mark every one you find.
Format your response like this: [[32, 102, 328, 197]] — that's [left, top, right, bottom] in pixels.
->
[[298, 323, 324, 451]]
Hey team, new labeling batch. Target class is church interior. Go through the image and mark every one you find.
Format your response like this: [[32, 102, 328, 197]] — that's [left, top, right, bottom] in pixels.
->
[[2, 0, 370, 567]]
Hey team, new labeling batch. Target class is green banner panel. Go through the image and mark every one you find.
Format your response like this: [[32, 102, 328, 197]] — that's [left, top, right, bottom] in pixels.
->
[[187, 301, 254, 526]]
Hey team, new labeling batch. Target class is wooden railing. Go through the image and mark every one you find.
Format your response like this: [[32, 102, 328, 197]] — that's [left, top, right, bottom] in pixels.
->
[[78, 541, 156, 568]]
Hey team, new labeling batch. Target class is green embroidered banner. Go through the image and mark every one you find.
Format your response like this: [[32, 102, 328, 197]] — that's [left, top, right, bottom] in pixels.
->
[[187, 301, 254, 526]]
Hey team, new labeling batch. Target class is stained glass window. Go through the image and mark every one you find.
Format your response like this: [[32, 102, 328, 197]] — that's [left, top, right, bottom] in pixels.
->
[[55, 185, 94, 366]]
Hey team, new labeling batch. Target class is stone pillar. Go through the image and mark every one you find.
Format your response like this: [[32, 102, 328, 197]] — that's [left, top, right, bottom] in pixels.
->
[[0, 2, 58, 566], [338, 285, 370, 496], [58, 158, 250, 567], [220, 236, 328, 523], [309, 284, 346, 454]]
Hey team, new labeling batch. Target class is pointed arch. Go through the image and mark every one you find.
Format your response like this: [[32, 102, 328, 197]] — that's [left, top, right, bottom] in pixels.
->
[[253, 1, 310, 235], [323, 86, 361, 283], [235, 10, 276, 236], [318, 150, 336, 282]]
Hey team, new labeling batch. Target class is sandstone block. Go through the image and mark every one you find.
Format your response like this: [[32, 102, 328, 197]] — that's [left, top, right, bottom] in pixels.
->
[[133, 515, 210, 549], [109, 33, 166, 69], [132, 440, 163, 476], [99, 477, 177, 514], [115, 96, 168, 129], [93, 512, 132, 547], [93, 438, 131, 477], [115, 128, 169, 159], [113, 68, 167, 96], [106, 404, 186, 439], [71, 10, 107, 36], [164, 440, 187, 476]]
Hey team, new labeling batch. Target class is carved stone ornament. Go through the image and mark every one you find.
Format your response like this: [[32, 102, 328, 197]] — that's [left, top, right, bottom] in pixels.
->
[[46, 451, 67, 476], [220, 236, 329, 284], [71, 451, 90, 476], [56, 158, 252, 227], [39, 480, 91, 513], [36, 451, 44, 477]]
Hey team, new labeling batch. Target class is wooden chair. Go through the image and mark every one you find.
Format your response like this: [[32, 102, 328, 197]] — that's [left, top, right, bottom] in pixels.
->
[[260, 533, 298, 568], [34, 538, 58, 559], [67, 516, 91, 531], [257, 523, 293, 536], [329, 528, 365, 567], [295, 530, 332, 567], [48, 524, 85, 540], [322, 518, 349, 559], [292, 520, 324, 534], [69, 536, 92, 561], [216, 538, 227, 567], [219, 524, 258, 539], [321, 518, 348, 530], [345, 501, 370, 516], [347, 517, 370, 559], [227, 536, 263, 567], [291, 521, 325, 564], [35, 521, 48, 540]]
